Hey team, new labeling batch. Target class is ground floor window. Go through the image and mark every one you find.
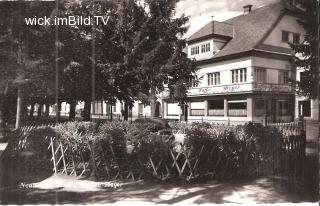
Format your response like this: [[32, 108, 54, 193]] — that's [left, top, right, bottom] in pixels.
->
[[208, 100, 224, 116], [278, 100, 290, 116], [228, 100, 247, 117], [190, 101, 205, 116], [255, 99, 265, 116], [167, 102, 180, 116], [298, 100, 311, 117]]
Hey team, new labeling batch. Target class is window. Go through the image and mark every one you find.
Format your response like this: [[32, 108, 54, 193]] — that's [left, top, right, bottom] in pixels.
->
[[205, 43, 210, 52], [282, 31, 289, 42], [167, 103, 180, 116], [112, 105, 117, 112], [298, 100, 311, 117], [190, 101, 205, 116], [191, 46, 199, 55], [278, 71, 289, 84], [300, 71, 308, 83], [201, 44, 206, 53], [255, 100, 265, 116], [254, 67, 266, 83], [293, 33, 300, 44], [207, 72, 220, 86], [200, 43, 210, 53], [191, 76, 198, 87], [208, 100, 224, 116], [228, 100, 247, 117], [278, 100, 290, 116], [231, 68, 247, 83]]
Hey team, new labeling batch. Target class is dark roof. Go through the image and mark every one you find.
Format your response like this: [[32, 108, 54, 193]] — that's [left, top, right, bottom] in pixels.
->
[[187, 21, 234, 42], [188, 2, 290, 59]]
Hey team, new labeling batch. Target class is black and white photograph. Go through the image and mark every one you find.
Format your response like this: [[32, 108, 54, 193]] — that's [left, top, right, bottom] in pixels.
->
[[0, 0, 319, 205]]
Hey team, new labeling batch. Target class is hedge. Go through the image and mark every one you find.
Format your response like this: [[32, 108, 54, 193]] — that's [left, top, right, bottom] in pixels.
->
[[1, 121, 283, 184]]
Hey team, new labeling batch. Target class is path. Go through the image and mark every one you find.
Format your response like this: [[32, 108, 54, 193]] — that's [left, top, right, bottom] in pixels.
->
[[0, 174, 317, 205]]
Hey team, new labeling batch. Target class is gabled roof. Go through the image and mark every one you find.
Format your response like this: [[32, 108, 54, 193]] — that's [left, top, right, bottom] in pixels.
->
[[188, 2, 291, 60]]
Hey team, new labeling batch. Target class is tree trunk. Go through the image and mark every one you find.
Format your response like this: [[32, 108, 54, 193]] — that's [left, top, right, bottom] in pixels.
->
[[110, 104, 113, 121], [29, 103, 35, 118], [69, 101, 76, 121], [150, 85, 157, 118], [84, 99, 91, 121], [37, 103, 43, 117], [0, 99, 6, 139], [15, 86, 26, 129], [44, 103, 50, 117], [124, 101, 129, 121]]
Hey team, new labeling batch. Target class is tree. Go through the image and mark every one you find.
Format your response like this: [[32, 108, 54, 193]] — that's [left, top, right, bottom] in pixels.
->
[[58, 0, 118, 121], [290, 0, 318, 98], [116, 0, 197, 118], [0, 1, 56, 129]]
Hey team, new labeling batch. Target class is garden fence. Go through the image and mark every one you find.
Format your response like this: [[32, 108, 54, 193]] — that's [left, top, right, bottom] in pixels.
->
[[12, 120, 306, 183]]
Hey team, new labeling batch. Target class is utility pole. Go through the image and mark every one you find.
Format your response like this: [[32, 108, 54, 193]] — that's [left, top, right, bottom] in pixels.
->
[[91, 1, 96, 119]]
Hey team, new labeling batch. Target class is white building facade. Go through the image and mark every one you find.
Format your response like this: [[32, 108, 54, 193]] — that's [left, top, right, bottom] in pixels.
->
[[160, 2, 307, 124]]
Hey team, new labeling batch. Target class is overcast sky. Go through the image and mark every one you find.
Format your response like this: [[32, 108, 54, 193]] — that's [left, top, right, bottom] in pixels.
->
[[176, 0, 280, 38]]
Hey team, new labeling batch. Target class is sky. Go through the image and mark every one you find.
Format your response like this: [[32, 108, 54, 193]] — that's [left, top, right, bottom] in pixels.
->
[[175, 0, 280, 38]]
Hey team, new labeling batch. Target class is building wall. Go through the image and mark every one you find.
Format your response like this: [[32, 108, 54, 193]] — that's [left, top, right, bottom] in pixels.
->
[[194, 57, 253, 87], [263, 14, 305, 48]]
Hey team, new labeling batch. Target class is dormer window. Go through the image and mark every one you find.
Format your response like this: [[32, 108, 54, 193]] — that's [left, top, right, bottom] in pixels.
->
[[191, 46, 199, 55], [200, 43, 211, 53]]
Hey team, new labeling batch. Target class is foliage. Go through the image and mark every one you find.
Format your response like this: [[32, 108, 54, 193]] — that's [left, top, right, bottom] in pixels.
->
[[3, 121, 287, 183], [290, 0, 318, 98]]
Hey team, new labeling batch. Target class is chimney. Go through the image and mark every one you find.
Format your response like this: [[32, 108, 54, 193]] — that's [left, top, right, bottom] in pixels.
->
[[243, 4, 253, 15]]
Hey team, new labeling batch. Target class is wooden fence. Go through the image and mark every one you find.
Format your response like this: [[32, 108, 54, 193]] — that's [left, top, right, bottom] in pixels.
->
[[12, 121, 307, 182]]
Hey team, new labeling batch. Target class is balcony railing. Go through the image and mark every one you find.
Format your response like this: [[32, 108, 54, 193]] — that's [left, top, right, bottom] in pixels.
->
[[228, 109, 247, 117], [208, 109, 224, 116], [190, 109, 205, 116]]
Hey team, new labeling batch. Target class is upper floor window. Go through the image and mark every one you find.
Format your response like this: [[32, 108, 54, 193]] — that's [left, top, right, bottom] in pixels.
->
[[300, 71, 308, 83], [293, 33, 300, 44], [278, 71, 289, 84], [282, 31, 289, 42], [205, 43, 210, 52], [232, 68, 247, 83], [191, 76, 198, 87], [282, 30, 301, 44], [208, 72, 220, 86], [201, 43, 210, 53], [191, 46, 199, 55], [254, 67, 266, 83]]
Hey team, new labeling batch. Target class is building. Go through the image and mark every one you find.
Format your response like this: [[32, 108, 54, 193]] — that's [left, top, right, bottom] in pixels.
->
[[160, 1, 306, 124], [49, 1, 314, 124]]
